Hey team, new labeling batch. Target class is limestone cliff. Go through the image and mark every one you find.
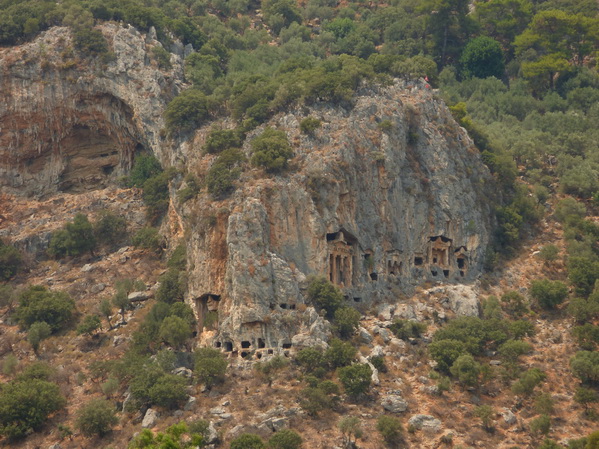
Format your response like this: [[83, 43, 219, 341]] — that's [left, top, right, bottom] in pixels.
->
[[0, 24, 183, 196], [180, 82, 495, 356], [0, 27, 495, 359]]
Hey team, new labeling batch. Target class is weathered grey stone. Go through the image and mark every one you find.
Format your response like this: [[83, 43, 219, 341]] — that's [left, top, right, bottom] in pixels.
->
[[408, 414, 442, 433], [501, 408, 517, 425], [381, 394, 408, 413], [358, 326, 373, 343], [128, 291, 153, 302], [141, 408, 159, 428], [173, 367, 193, 378], [184, 396, 197, 411], [90, 283, 106, 294], [206, 422, 219, 444]]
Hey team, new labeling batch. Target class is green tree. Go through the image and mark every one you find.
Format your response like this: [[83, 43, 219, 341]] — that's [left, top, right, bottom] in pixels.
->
[[165, 89, 214, 133], [389, 319, 427, 340], [255, 355, 289, 387], [570, 351, 599, 384], [512, 368, 546, 395], [203, 128, 243, 154], [147, 374, 188, 408], [574, 387, 598, 413], [0, 240, 22, 281], [428, 339, 467, 374], [250, 127, 293, 173], [230, 433, 266, 449], [262, 0, 302, 35], [268, 429, 303, 449], [15, 286, 75, 332], [27, 321, 51, 354], [75, 399, 118, 437], [376, 415, 403, 446], [325, 338, 357, 369], [99, 299, 113, 330], [128, 153, 163, 188], [93, 210, 128, 247], [460, 36, 504, 79], [499, 340, 532, 365], [474, 405, 494, 431], [156, 269, 186, 303], [307, 277, 344, 319], [334, 307, 361, 339], [77, 315, 101, 336], [450, 354, 481, 387], [338, 363, 372, 398], [530, 414, 551, 438], [530, 279, 569, 309], [338, 416, 363, 448], [158, 316, 192, 348], [48, 213, 96, 258], [132, 227, 163, 252], [568, 257, 599, 297], [474, 0, 533, 54], [0, 378, 65, 439], [194, 347, 228, 388]]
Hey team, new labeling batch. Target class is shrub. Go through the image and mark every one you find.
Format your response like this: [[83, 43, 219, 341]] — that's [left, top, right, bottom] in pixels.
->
[[158, 316, 192, 348], [450, 354, 481, 387], [203, 128, 243, 154], [77, 315, 101, 336], [0, 378, 65, 439], [151, 45, 171, 70], [570, 351, 599, 384], [48, 213, 96, 258], [0, 240, 22, 281], [250, 127, 293, 173], [295, 348, 325, 373], [428, 339, 467, 374], [27, 321, 51, 353], [230, 433, 265, 449], [534, 393, 555, 415], [530, 414, 551, 437], [93, 210, 128, 247], [156, 269, 186, 303], [334, 307, 361, 339], [142, 171, 171, 223], [15, 286, 75, 332], [512, 368, 546, 396], [147, 374, 188, 408], [460, 36, 504, 79], [338, 363, 372, 397], [101, 378, 119, 398], [568, 257, 599, 297], [300, 117, 321, 134], [206, 163, 241, 198], [389, 319, 427, 340], [377, 415, 403, 446], [75, 399, 118, 437], [255, 356, 289, 386], [378, 120, 393, 132], [474, 405, 494, 431], [132, 227, 163, 252], [530, 279, 569, 309], [268, 429, 303, 449], [299, 385, 337, 416], [501, 291, 529, 317], [307, 277, 343, 319], [538, 245, 559, 263], [572, 324, 599, 350], [338, 416, 363, 448], [574, 387, 598, 412], [73, 28, 109, 56], [499, 340, 532, 364], [194, 347, 228, 387], [325, 338, 357, 369], [128, 153, 163, 188], [165, 89, 214, 133]]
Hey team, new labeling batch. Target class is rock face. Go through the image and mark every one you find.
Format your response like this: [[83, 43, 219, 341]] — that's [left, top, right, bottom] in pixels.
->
[[183, 81, 495, 356], [0, 24, 183, 196]]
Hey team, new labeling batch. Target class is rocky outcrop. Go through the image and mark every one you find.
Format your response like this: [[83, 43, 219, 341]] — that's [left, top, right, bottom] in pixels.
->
[[182, 81, 495, 356], [0, 24, 183, 196]]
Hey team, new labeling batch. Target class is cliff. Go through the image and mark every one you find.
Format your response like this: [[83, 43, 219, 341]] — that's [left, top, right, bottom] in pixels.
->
[[0, 26, 495, 357], [0, 24, 183, 196]]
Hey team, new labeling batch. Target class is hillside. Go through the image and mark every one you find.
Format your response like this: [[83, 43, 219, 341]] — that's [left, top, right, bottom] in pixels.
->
[[1, 0, 599, 448]]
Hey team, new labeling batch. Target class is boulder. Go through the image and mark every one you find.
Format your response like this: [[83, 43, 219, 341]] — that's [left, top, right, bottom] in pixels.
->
[[408, 414, 442, 433], [381, 394, 408, 413], [141, 408, 159, 428]]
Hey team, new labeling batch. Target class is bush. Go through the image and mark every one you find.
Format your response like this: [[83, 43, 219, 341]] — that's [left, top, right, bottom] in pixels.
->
[[0, 378, 65, 439], [132, 227, 163, 252], [538, 245, 559, 263], [48, 213, 96, 258], [147, 374, 188, 408], [206, 163, 241, 198], [77, 315, 101, 336], [230, 433, 265, 449], [450, 354, 481, 387], [474, 405, 494, 431], [158, 316, 191, 348], [93, 210, 128, 247], [299, 385, 338, 416], [250, 127, 293, 173], [142, 171, 171, 223], [377, 415, 403, 446], [295, 348, 325, 374], [203, 128, 243, 154], [167, 244, 187, 271], [194, 347, 228, 387], [307, 277, 344, 319], [460, 36, 504, 79], [530, 414, 551, 437], [73, 28, 109, 56], [165, 89, 214, 133], [334, 307, 361, 339], [338, 363, 372, 397], [501, 291, 529, 317], [255, 356, 289, 386], [75, 399, 118, 437], [570, 351, 599, 384], [530, 279, 569, 309], [156, 269, 186, 303], [128, 153, 163, 188], [15, 286, 75, 332], [512, 368, 546, 396], [568, 257, 599, 297], [498, 340, 532, 364], [151, 45, 171, 70], [325, 338, 357, 369], [27, 321, 51, 353], [389, 319, 427, 340], [268, 429, 302, 449], [428, 339, 467, 374], [0, 240, 22, 281], [300, 117, 321, 134]]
